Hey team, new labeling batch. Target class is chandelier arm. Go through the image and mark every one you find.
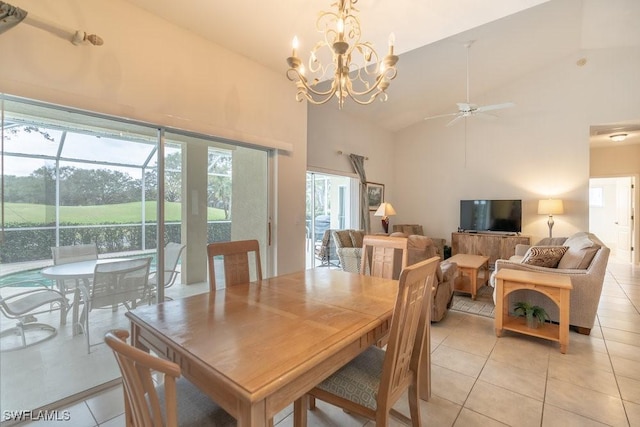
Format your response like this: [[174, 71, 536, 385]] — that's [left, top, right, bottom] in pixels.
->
[[286, 68, 338, 99]]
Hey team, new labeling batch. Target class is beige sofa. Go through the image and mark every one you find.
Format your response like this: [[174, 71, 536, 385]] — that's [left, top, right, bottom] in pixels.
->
[[492, 232, 610, 335], [333, 229, 457, 322]]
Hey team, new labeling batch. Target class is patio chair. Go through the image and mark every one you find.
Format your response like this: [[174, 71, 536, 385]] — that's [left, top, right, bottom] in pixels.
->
[[148, 242, 186, 302], [50, 243, 98, 322], [0, 283, 69, 352], [295, 257, 439, 427], [207, 240, 262, 291], [79, 257, 152, 353], [105, 329, 234, 426]]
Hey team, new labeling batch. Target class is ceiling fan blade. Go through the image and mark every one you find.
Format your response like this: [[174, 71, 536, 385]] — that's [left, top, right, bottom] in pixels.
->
[[424, 112, 459, 121], [446, 115, 464, 127], [476, 102, 515, 113]]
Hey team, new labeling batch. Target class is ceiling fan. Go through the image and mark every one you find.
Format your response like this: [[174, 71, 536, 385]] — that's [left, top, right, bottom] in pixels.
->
[[424, 41, 515, 127]]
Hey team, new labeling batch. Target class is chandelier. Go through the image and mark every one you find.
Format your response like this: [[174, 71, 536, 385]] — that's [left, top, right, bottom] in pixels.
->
[[286, 0, 399, 109]]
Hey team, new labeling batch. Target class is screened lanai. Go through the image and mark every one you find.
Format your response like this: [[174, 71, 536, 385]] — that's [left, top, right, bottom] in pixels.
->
[[0, 95, 269, 413]]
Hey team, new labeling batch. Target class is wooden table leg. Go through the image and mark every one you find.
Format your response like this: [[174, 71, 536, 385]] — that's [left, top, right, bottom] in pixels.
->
[[494, 277, 504, 337], [293, 395, 308, 427], [559, 288, 570, 353]]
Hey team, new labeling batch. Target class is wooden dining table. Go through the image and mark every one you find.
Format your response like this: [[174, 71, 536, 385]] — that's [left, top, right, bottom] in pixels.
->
[[126, 268, 433, 427]]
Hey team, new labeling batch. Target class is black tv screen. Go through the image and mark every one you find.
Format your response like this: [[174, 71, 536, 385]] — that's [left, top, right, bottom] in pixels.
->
[[459, 200, 522, 233]]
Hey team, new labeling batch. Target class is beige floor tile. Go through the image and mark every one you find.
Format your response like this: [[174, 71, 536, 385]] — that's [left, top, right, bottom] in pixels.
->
[[489, 336, 551, 376], [464, 380, 543, 427], [625, 400, 640, 427], [84, 385, 125, 425], [541, 403, 610, 426], [618, 376, 640, 404], [441, 329, 497, 358], [431, 364, 476, 405], [453, 408, 508, 426], [597, 317, 640, 334], [416, 395, 461, 427], [547, 355, 619, 397], [98, 413, 125, 426], [606, 340, 640, 362], [478, 359, 546, 401], [601, 327, 640, 347], [431, 345, 487, 378], [611, 355, 640, 381], [545, 378, 627, 426]]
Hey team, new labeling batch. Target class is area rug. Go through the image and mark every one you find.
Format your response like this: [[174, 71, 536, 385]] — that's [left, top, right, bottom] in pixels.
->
[[450, 285, 495, 318]]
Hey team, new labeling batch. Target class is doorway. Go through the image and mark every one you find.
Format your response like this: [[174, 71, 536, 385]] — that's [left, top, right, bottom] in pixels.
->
[[305, 171, 359, 268], [589, 176, 635, 263]]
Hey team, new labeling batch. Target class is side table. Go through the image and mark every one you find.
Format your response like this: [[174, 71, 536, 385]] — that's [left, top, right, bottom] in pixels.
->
[[447, 253, 490, 300], [494, 269, 573, 353]]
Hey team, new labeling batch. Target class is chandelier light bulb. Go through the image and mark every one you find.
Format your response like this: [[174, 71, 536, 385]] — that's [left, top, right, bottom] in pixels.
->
[[285, 0, 399, 109], [292, 36, 299, 57]]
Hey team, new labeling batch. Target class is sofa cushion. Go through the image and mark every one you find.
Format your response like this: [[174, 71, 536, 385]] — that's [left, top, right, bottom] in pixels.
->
[[522, 246, 568, 268], [557, 233, 600, 269], [349, 230, 364, 248]]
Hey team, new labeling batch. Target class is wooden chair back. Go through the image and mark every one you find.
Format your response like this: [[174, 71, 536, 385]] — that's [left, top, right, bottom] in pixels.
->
[[301, 256, 439, 426], [105, 329, 181, 427], [360, 235, 408, 279], [377, 256, 438, 422], [207, 240, 262, 291]]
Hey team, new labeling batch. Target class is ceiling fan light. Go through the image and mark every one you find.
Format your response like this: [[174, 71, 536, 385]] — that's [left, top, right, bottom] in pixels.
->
[[610, 133, 627, 142]]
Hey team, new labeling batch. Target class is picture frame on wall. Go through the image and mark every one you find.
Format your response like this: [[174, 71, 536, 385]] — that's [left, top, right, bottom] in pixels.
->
[[366, 182, 384, 211]]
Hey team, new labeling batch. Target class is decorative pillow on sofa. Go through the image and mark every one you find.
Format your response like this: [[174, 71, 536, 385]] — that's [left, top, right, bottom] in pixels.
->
[[557, 233, 600, 269], [521, 246, 569, 268]]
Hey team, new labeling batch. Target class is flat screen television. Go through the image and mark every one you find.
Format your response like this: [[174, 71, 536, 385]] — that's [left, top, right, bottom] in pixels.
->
[[459, 199, 522, 233]]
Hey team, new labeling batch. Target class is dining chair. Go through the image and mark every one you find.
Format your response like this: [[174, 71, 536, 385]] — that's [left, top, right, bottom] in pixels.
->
[[360, 235, 408, 279], [104, 329, 234, 427], [206, 240, 262, 291], [295, 257, 439, 427], [80, 257, 152, 353], [0, 284, 69, 352], [148, 242, 186, 302]]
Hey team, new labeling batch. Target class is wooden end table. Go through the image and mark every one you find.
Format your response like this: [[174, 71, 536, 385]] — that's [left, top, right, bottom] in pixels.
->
[[494, 268, 573, 353], [448, 253, 490, 300]]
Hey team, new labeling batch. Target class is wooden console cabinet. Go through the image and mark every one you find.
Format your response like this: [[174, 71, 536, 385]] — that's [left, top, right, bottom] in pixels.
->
[[451, 232, 530, 267]]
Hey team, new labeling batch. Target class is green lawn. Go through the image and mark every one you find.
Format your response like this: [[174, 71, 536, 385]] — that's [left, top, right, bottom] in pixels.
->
[[3, 202, 226, 225]]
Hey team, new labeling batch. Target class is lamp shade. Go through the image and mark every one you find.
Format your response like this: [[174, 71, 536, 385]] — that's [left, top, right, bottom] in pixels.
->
[[538, 199, 564, 215], [374, 202, 396, 217]]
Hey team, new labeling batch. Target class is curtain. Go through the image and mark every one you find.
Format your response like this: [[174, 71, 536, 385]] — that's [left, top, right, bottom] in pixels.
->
[[0, 2, 27, 35], [349, 154, 370, 233]]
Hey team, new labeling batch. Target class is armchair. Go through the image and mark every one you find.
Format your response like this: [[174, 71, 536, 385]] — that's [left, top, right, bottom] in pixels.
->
[[492, 232, 610, 335], [332, 229, 365, 273]]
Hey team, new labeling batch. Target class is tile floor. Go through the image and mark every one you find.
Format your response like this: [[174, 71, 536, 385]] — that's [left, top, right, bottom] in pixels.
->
[[14, 261, 640, 426]]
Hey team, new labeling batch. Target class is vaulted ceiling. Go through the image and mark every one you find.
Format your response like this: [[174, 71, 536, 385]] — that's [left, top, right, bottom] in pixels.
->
[[124, 0, 640, 145]]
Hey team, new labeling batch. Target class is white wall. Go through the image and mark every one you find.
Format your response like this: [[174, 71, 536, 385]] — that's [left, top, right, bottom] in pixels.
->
[[0, 0, 308, 275], [390, 46, 640, 245], [307, 104, 396, 233]]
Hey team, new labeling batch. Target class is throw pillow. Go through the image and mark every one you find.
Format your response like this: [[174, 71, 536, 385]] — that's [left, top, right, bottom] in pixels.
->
[[557, 233, 600, 269], [521, 246, 569, 268]]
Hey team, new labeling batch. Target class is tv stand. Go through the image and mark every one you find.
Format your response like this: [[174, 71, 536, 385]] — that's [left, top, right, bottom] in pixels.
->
[[451, 232, 530, 267]]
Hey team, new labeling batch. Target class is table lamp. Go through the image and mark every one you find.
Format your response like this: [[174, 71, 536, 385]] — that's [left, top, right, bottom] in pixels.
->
[[374, 202, 396, 234], [538, 198, 564, 238]]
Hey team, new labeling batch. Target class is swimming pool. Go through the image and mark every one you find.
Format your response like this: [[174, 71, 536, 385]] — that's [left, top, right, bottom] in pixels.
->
[[0, 256, 159, 288]]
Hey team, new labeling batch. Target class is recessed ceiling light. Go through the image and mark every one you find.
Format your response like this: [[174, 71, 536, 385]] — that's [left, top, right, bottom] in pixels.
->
[[610, 133, 627, 142]]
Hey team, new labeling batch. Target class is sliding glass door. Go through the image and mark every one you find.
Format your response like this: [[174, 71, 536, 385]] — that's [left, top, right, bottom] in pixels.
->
[[0, 95, 269, 412], [305, 171, 359, 268]]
